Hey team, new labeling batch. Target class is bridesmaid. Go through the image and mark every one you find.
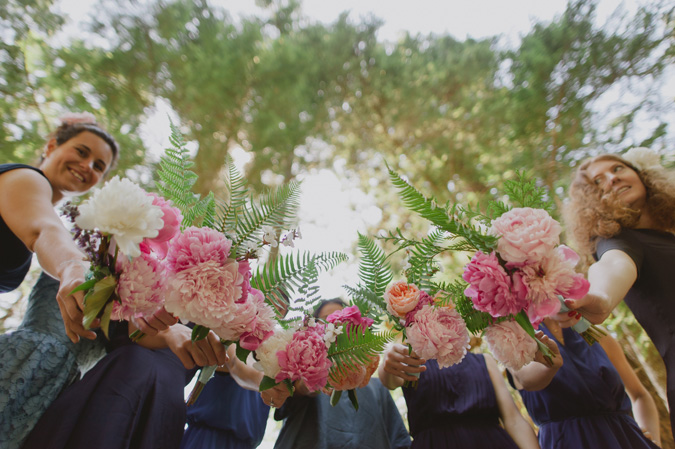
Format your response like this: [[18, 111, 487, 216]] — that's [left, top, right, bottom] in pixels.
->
[[508, 318, 661, 449], [0, 113, 117, 449], [379, 339, 540, 449]]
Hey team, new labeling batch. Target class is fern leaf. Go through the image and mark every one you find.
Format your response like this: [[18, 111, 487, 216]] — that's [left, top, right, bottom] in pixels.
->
[[357, 233, 393, 297]]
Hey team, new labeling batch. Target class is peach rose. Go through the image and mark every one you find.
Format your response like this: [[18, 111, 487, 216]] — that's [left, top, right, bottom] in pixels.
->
[[384, 281, 421, 319]]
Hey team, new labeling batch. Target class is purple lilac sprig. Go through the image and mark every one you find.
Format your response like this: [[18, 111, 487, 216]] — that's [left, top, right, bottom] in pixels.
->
[[61, 202, 106, 267]]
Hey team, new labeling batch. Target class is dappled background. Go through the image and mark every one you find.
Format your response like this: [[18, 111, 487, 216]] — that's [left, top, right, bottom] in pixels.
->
[[1, 0, 674, 445]]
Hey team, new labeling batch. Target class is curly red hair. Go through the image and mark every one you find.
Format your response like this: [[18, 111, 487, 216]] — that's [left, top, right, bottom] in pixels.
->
[[563, 154, 675, 260]]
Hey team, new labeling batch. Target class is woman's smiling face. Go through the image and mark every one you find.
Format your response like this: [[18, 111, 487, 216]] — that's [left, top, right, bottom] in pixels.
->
[[40, 131, 113, 198], [586, 159, 647, 210]]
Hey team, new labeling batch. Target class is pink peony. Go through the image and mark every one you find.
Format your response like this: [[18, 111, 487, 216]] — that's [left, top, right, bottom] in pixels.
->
[[484, 320, 538, 370], [140, 193, 182, 259], [163, 259, 243, 330], [276, 328, 332, 392], [462, 251, 527, 317], [384, 281, 421, 319], [236, 260, 253, 304], [164, 227, 232, 273], [112, 253, 165, 320], [236, 289, 277, 351], [490, 207, 561, 265], [403, 291, 433, 325], [326, 305, 374, 334], [518, 245, 589, 324], [405, 304, 471, 368]]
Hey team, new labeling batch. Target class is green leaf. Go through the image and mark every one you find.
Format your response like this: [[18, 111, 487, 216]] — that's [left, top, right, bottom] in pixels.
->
[[82, 275, 117, 329], [330, 389, 342, 406], [191, 324, 211, 341], [356, 233, 393, 297], [69, 277, 97, 295], [236, 344, 252, 363], [259, 375, 278, 392], [347, 388, 359, 411], [100, 301, 113, 339]]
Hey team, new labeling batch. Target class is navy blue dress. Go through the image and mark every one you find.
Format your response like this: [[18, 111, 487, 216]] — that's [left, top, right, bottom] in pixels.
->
[[180, 371, 269, 449], [0, 273, 104, 449], [597, 228, 675, 435], [514, 325, 659, 449], [403, 353, 519, 449], [273, 378, 411, 449], [0, 163, 47, 292], [22, 321, 189, 449]]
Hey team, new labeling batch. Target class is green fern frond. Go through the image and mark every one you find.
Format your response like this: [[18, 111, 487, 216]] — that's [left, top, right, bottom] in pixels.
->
[[156, 122, 214, 228], [343, 285, 387, 323], [233, 182, 302, 249], [328, 328, 396, 379], [443, 280, 493, 334], [357, 233, 393, 297], [387, 166, 495, 253], [250, 251, 348, 312], [217, 156, 250, 233]]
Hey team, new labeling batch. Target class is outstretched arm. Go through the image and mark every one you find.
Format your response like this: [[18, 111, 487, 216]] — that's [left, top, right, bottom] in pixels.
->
[[0, 169, 94, 342], [485, 355, 540, 449], [565, 250, 637, 325], [599, 335, 661, 447]]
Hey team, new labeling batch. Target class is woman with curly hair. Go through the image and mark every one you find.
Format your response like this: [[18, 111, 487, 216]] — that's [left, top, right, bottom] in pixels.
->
[[560, 147, 675, 434]]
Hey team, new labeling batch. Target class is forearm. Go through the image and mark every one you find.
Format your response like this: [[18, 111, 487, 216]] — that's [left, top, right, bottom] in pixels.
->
[[510, 363, 560, 392], [32, 224, 87, 279], [504, 417, 540, 449], [227, 349, 264, 392], [632, 396, 661, 446], [583, 252, 637, 324]]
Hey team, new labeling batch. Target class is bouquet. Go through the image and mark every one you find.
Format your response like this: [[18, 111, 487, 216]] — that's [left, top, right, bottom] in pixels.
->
[[379, 167, 603, 370], [254, 302, 392, 410], [154, 123, 348, 404], [64, 177, 181, 338]]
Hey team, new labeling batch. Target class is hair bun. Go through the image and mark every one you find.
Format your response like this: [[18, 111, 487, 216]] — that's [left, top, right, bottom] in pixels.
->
[[59, 112, 97, 126]]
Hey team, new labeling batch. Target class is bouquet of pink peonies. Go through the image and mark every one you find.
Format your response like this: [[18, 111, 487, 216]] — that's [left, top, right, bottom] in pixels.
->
[[156, 124, 348, 403], [64, 177, 181, 338], [380, 168, 603, 371], [253, 303, 392, 410], [383, 281, 470, 369]]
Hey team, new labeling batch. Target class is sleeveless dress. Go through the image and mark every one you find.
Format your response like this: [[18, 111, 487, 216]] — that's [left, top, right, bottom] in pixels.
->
[[180, 371, 270, 449], [513, 325, 660, 449], [597, 228, 675, 435], [273, 378, 411, 449], [402, 353, 519, 449], [0, 163, 47, 293], [22, 320, 189, 449], [0, 273, 105, 449], [0, 163, 106, 449]]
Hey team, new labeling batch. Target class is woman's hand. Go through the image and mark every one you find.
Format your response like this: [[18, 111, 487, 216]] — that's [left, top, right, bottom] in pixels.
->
[[261, 383, 292, 408], [380, 343, 426, 387], [56, 260, 97, 343], [131, 307, 178, 336], [163, 325, 228, 369], [549, 306, 582, 329], [533, 330, 563, 369]]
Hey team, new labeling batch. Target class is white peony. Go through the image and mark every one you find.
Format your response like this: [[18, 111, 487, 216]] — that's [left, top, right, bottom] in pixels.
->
[[76, 176, 164, 258], [622, 147, 662, 171], [254, 327, 295, 378]]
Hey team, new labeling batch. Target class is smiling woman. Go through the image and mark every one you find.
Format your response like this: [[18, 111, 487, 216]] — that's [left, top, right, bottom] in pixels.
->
[[559, 148, 675, 439], [0, 113, 119, 449]]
